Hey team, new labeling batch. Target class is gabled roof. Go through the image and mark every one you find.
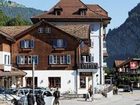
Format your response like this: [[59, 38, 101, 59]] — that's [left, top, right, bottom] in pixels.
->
[[14, 20, 81, 41], [114, 60, 126, 68], [0, 30, 14, 41], [114, 58, 140, 68], [55, 24, 90, 39], [31, 0, 111, 22]]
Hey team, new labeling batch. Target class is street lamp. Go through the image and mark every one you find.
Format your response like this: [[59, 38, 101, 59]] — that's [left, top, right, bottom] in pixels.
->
[[32, 58, 35, 95]]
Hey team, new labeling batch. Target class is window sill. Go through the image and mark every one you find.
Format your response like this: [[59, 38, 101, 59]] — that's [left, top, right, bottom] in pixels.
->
[[19, 48, 32, 52], [50, 64, 68, 68], [53, 48, 65, 50]]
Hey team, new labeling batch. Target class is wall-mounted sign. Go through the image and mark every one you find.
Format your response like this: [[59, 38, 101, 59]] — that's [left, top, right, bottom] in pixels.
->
[[130, 61, 139, 69]]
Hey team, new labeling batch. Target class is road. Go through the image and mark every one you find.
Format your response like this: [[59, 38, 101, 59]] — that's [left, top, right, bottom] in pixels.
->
[[60, 89, 140, 105]]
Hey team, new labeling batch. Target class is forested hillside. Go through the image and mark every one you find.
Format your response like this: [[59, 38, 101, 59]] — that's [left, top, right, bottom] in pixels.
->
[[0, 0, 43, 22]]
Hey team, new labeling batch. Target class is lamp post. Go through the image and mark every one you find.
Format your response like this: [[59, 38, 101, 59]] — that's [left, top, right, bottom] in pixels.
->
[[32, 58, 35, 95]]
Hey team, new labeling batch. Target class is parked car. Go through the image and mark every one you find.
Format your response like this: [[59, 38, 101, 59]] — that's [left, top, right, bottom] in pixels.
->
[[123, 85, 130, 92], [15, 87, 55, 105]]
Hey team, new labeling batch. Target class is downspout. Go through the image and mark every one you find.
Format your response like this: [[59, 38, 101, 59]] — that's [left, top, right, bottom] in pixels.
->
[[99, 19, 103, 85]]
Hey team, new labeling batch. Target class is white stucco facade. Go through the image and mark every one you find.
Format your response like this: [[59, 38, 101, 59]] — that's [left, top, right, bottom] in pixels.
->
[[0, 51, 11, 71], [23, 70, 77, 93]]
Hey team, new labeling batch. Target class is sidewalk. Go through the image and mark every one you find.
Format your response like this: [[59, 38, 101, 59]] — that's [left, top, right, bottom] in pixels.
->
[[0, 100, 9, 105]]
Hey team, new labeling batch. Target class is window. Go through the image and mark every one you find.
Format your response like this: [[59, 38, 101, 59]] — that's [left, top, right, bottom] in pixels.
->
[[49, 55, 71, 64], [26, 77, 38, 87], [67, 55, 71, 64], [45, 27, 51, 33], [20, 40, 34, 49], [49, 55, 57, 64], [81, 55, 91, 63], [53, 39, 67, 48], [4, 55, 10, 65], [17, 55, 26, 64], [17, 55, 38, 64], [91, 39, 94, 48], [38, 27, 44, 33], [55, 10, 61, 15], [80, 10, 86, 16], [48, 77, 61, 88], [32, 55, 39, 64], [80, 76, 86, 88]]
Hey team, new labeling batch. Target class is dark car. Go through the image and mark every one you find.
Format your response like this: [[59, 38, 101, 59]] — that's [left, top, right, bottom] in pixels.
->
[[123, 85, 130, 92]]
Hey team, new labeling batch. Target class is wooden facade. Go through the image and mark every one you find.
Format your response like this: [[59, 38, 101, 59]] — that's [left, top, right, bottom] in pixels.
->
[[12, 21, 80, 70]]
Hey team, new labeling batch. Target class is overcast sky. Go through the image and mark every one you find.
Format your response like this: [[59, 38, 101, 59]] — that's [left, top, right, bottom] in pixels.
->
[[10, 0, 140, 30]]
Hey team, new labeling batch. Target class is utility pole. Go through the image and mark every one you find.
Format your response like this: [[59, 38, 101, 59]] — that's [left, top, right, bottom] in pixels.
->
[[32, 58, 35, 95]]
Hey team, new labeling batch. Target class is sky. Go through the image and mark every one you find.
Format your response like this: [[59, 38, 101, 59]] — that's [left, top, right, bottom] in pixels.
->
[[10, 0, 140, 30]]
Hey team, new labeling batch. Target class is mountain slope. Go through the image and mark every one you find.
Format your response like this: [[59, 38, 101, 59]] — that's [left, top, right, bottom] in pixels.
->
[[0, 0, 43, 22], [106, 3, 140, 67]]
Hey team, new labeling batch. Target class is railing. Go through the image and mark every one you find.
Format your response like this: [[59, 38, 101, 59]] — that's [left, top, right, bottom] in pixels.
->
[[78, 63, 98, 69]]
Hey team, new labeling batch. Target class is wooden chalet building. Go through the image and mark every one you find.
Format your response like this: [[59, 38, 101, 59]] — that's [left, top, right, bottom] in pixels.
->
[[114, 58, 140, 87], [0, 0, 111, 94], [0, 30, 26, 88]]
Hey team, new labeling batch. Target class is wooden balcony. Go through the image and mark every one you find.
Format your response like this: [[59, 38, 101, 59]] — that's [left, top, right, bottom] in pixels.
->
[[78, 63, 98, 69], [77, 63, 98, 73]]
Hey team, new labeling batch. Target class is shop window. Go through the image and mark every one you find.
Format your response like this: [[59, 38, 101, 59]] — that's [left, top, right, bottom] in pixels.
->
[[48, 77, 61, 88], [80, 76, 86, 88]]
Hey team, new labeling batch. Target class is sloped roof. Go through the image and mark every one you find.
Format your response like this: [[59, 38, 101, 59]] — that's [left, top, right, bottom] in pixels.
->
[[31, 0, 111, 21], [114, 60, 126, 68], [56, 24, 90, 39], [0, 22, 89, 39], [0, 26, 31, 37], [0, 30, 14, 41]]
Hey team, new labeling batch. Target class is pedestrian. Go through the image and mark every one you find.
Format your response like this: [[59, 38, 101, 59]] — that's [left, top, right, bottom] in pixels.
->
[[85, 86, 93, 101], [36, 90, 45, 105], [88, 86, 93, 101], [27, 90, 35, 105], [53, 88, 60, 105], [130, 82, 133, 93]]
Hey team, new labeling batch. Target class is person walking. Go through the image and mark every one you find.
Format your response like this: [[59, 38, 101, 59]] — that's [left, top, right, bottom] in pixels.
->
[[53, 88, 60, 105], [129, 82, 133, 93], [36, 90, 45, 105], [27, 90, 35, 105], [85, 86, 93, 101]]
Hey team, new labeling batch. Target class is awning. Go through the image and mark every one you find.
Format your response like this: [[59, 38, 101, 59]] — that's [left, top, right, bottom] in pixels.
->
[[0, 70, 27, 77]]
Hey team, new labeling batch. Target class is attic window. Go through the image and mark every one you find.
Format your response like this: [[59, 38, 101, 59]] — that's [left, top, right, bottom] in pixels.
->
[[55, 10, 61, 15], [80, 10, 86, 16], [38, 27, 51, 34]]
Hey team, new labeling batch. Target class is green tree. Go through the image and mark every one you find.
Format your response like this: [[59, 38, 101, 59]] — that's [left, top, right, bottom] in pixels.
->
[[6, 15, 31, 26], [0, 10, 9, 26]]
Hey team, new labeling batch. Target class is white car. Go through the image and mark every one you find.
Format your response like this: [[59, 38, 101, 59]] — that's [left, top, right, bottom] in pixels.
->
[[16, 87, 55, 105]]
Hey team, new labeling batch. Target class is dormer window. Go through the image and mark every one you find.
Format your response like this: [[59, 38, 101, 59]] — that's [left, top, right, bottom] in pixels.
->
[[80, 10, 86, 16], [54, 6, 62, 15], [55, 10, 61, 15]]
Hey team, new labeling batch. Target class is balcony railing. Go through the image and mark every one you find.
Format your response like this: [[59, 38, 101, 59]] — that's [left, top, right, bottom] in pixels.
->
[[78, 63, 98, 69]]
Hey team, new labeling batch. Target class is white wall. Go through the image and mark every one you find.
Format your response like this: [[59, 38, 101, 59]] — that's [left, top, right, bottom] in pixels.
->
[[23, 70, 77, 93], [0, 51, 11, 71]]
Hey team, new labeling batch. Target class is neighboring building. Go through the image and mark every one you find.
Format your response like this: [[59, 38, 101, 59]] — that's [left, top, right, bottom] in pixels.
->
[[0, 0, 111, 94], [114, 58, 140, 87], [0, 30, 26, 88]]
